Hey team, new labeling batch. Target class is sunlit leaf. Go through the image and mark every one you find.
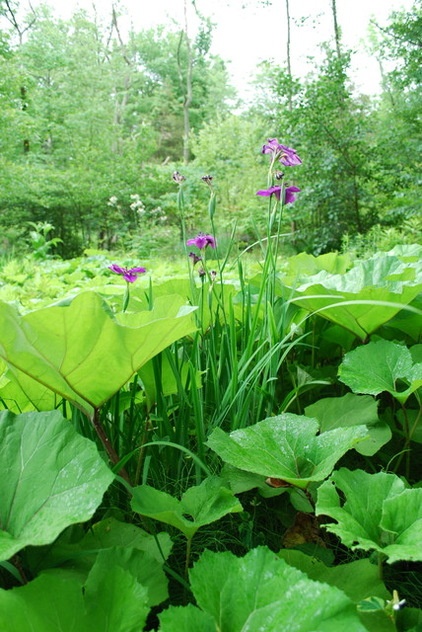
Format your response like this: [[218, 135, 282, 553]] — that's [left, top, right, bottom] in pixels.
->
[[278, 551, 390, 603], [0, 292, 197, 415], [281, 253, 422, 340], [159, 603, 216, 631]]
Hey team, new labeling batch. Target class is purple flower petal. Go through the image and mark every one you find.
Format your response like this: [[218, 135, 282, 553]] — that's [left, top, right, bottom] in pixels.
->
[[109, 264, 126, 275], [278, 144, 302, 166], [189, 252, 202, 265], [129, 267, 147, 274], [262, 138, 282, 155], [261, 138, 302, 166], [256, 186, 282, 200], [284, 186, 301, 204], [256, 185, 300, 204], [108, 264, 146, 283], [122, 272, 138, 283], [186, 233, 216, 250]]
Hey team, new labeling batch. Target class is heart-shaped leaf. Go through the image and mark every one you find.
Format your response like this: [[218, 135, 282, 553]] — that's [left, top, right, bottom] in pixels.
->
[[278, 551, 390, 603], [0, 551, 151, 631], [316, 468, 422, 564], [87, 547, 168, 608], [131, 476, 243, 539], [338, 339, 422, 404], [0, 410, 114, 561], [24, 517, 173, 578], [159, 547, 367, 631], [305, 393, 391, 456], [207, 414, 368, 489]]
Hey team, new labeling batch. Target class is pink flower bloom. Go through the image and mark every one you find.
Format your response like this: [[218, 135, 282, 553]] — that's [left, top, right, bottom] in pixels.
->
[[108, 264, 146, 283], [186, 233, 216, 250]]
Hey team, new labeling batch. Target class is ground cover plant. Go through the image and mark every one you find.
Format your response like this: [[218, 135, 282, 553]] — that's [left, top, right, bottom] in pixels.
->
[[0, 138, 421, 632]]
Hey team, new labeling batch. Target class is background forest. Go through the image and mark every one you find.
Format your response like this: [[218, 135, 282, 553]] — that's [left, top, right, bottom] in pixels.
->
[[0, 0, 420, 259]]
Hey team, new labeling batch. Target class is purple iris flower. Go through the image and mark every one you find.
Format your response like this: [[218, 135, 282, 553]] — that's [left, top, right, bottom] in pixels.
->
[[285, 186, 301, 204], [262, 138, 282, 155], [186, 233, 216, 250], [108, 264, 146, 283], [256, 185, 301, 204], [189, 251, 202, 265], [262, 138, 302, 166]]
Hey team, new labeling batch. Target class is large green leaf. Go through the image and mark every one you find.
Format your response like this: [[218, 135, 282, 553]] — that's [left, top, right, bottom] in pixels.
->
[[131, 476, 243, 539], [80, 516, 173, 563], [0, 553, 150, 631], [0, 410, 114, 561], [281, 252, 422, 340], [24, 517, 173, 578], [305, 393, 391, 456], [278, 551, 390, 603], [159, 603, 216, 631], [316, 469, 422, 564], [338, 339, 422, 404], [281, 251, 352, 278], [278, 552, 394, 632], [159, 547, 367, 631], [0, 292, 197, 416], [0, 358, 59, 413], [87, 547, 168, 608], [207, 414, 368, 489]]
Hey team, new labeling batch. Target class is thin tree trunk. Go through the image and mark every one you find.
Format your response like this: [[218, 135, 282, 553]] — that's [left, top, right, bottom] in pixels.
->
[[285, 0, 292, 111], [177, 0, 193, 165], [331, 0, 342, 58]]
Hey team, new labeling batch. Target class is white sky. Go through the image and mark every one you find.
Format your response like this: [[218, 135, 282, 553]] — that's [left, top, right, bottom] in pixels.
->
[[24, 0, 414, 99]]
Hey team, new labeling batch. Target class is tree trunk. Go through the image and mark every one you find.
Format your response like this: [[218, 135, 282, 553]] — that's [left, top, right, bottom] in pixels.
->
[[285, 0, 292, 111], [331, 0, 342, 58], [177, 0, 193, 165]]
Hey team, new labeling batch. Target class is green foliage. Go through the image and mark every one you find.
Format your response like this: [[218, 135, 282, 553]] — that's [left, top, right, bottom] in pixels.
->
[[280, 248, 422, 340], [207, 414, 368, 489], [0, 236, 420, 626], [305, 393, 391, 456], [0, 410, 114, 561], [316, 469, 422, 564], [131, 476, 243, 540], [0, 28, 421, 619], [0, 291, 197, 416], [0, 554, 151, 631], [0, 7, 234, 257], [339, 339, 422, 405], [159, 547, 368, 631]]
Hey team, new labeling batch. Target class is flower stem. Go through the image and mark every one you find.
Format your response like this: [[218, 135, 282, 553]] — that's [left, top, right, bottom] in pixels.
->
[[91, 407, 130, 482], [122, 282, 130, 312]]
